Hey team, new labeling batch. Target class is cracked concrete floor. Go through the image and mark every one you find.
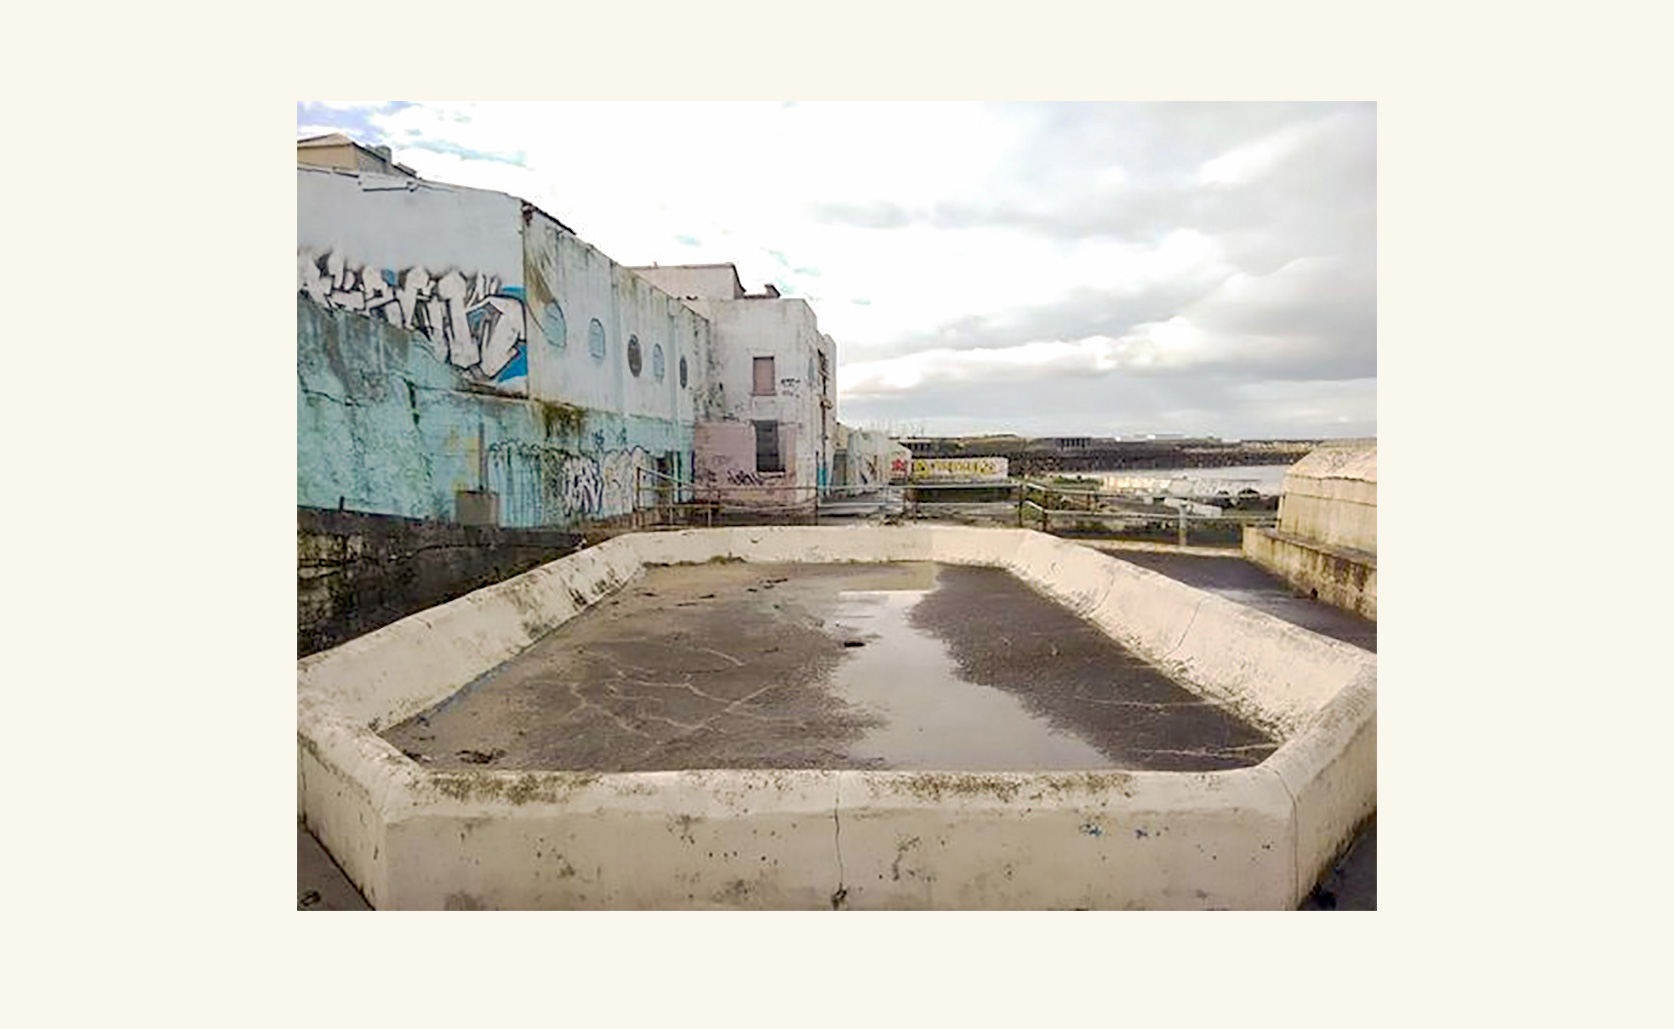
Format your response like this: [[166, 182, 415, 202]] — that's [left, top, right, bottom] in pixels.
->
[[382, 561, 1276, 773]]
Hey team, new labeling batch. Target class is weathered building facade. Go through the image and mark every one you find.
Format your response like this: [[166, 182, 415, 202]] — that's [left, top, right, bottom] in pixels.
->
[[631, 265, 837, 508], [298, 159, 839, 530]]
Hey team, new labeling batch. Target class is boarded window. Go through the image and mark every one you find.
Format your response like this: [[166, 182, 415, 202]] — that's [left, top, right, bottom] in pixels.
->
[[754, 421, 783, 473], [752, 356, 775, 395]]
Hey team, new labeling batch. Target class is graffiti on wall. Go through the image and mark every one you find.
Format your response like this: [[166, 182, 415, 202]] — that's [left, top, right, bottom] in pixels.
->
[[911, 456, 1008, 481], [298, 248, 528, 391], [889, 455, 911, 482], [489, 440, 650, 522]]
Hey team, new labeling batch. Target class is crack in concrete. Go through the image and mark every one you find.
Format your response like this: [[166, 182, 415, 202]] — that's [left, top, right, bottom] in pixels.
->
[[1073, 696, 1213, 710], [608, 667, 784, 725], [687, 681, 789, 735], [831, 776, 847, 910], [693, 645, 746, 668], [627, 712, 702, 734], [298, 385, 361, 407], [1134, 744, 1278, 760], [571, 691, 651, 739], [1162, 597, 1207, 659]]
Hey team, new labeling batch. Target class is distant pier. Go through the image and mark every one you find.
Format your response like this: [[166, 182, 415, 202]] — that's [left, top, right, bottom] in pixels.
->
[[897, 436, 1318, 476]]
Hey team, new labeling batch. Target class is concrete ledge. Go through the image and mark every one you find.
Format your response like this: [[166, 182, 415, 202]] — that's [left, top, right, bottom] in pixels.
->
[[299, 525, 1376, 909], [835, 767, 1295, 909], [1264, 669, 1378, 899], [1243, 527, 1377, 621]]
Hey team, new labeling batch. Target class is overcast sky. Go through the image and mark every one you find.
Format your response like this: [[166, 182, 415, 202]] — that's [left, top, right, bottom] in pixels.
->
[[298, 101, 1374, 440]]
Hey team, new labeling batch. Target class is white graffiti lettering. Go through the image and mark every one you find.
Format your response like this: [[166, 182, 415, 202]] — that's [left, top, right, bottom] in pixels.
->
[[299, 248, 527, 387]]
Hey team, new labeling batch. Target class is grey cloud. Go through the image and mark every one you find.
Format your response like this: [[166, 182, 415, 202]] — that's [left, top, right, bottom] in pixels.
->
[[808, 103, 1376, 312], [856, 257, 1373, 386], [852, 272, 1228, 360], [837, 369, 1372, 441], [823, 103, 1374, 419], [840, 369, 1375, 440], [806, 200, 917, 229]]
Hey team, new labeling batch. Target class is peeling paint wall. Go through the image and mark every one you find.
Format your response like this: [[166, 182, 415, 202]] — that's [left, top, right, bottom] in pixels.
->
[[693, 421, 800, 505], [684, 296, 833, 503], [298, 166, 718, 527]]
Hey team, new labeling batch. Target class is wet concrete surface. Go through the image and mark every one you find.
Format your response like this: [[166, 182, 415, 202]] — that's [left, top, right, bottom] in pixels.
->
[[382, 561, 1276, 773], [1102, 550, 1377, 652]]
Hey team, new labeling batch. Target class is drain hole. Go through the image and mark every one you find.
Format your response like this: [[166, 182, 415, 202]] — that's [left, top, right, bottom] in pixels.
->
[[842, 640, 866, 648]]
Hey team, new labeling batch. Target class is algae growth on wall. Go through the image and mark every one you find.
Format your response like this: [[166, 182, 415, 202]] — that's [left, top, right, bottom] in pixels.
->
[[298, 296, 690, 527]]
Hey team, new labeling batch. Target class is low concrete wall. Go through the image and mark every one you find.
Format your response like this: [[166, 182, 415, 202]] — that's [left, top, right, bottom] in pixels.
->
[[1276, 442, 1377, 554], [1243, 527, 1377, 621], [299, 526, 1375, 909], [1278, 481, 1376, 554], [298, 507, 584, 656]]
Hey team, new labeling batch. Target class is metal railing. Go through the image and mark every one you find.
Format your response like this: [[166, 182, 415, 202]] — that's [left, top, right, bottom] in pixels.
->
[[626, 466, 1276, 546], [632, 465, 907, 527], [1017, 478, 1277, 546]]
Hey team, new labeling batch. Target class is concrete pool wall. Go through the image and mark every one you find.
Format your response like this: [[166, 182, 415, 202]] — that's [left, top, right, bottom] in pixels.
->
[[298, 526, 1376, 909]]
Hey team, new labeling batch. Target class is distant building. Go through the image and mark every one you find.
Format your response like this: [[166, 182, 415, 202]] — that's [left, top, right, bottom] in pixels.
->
[[632, 264, 836, 503], [830, 425, 911, 488], [625, 263, 744, 301], [297, 133, 417, 179]]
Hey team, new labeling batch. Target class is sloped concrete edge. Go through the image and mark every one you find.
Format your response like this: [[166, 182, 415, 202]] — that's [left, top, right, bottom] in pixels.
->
[[297, 525, 1376, 909]]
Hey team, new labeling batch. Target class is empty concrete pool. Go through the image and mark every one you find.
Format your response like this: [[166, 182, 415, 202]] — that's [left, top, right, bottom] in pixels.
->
[[299, 526, 1376, 910], [384, 562, 1276, 774]]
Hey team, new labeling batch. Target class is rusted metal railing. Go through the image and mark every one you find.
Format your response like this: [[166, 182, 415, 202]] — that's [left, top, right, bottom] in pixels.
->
[[1017, 478, 1277, 546]]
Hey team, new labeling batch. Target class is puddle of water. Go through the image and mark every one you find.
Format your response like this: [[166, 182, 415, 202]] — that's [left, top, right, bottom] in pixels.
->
[[827, 584, 1116, 771]]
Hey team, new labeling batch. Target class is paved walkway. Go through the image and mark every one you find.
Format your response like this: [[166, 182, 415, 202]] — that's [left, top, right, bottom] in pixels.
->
[[297, 826, 369, 910], [1098, 547, 1377, 652]]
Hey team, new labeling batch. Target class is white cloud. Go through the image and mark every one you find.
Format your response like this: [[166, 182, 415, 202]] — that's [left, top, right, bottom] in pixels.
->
[[298, 101, 1375, 439], [1197, 115, 1334, 187]]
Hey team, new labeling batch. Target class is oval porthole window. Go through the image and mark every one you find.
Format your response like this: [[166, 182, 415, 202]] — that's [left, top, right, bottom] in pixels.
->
[[652, 342, 666, 382], [543, 303, 567, 349], [678, 355, 689, 388], [627, 334, 643, 377], [587, 318, 606, 361]]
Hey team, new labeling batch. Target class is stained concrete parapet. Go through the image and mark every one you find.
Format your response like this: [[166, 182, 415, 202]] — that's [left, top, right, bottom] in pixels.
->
[[1244, 441, 1377, 619], [298, 526, 1375, 909], [1243, 527, 1378, 621], [1275, 441, 1377, 555]]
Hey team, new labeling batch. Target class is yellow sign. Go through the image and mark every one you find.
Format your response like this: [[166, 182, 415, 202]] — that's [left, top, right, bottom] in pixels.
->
[[911, 457, 1009, 481]]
